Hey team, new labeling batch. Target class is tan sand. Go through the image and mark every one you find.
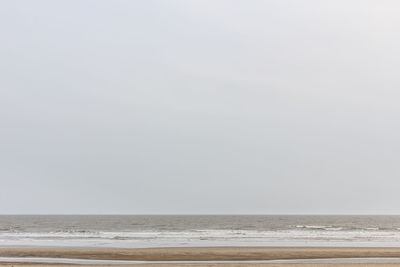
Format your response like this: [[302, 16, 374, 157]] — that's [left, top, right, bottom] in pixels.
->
[[2, 247, 400, 266], [2, 264, 400, 267], [4, 247, 400, 261]]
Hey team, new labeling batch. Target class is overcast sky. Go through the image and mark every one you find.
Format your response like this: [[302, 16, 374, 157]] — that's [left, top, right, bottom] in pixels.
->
[[1, 0, 400, 214]]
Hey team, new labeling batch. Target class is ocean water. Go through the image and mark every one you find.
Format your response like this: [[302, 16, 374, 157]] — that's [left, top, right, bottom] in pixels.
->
[[2, 215, 400, 248]]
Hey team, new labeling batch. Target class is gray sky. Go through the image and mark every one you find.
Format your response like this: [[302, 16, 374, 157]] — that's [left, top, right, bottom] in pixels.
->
[[1, 0, 400, 214]]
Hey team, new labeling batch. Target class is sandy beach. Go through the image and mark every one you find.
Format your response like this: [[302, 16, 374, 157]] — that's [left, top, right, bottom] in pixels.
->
[[2, 264, 400, 267], [2, 247, 400, 266], [4, 246, 400, 261]]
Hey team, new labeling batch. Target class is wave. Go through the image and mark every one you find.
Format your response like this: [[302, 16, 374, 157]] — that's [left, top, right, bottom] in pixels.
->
[[1, 228, 400, 244], [295, 225, 343, 231]]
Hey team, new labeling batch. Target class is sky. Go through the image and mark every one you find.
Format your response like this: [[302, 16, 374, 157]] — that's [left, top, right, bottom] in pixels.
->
[[1, 0, 400, 214]]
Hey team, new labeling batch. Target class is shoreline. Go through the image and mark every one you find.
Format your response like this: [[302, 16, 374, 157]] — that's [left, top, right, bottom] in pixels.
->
[[5, 246, 400, 261], [3, 247, 400, 266]]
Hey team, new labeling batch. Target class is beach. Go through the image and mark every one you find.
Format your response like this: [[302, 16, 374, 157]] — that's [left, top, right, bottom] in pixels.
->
[[2, 264, 400, 267], [3, 247, 400, 266], [4, 246, 400, 261]]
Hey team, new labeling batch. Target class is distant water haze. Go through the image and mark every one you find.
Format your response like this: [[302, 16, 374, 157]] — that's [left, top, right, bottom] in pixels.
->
[[1, 0, 400, 214]]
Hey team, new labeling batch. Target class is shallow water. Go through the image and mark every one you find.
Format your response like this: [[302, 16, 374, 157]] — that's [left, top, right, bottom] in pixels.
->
[[2, 215, 400, 247]]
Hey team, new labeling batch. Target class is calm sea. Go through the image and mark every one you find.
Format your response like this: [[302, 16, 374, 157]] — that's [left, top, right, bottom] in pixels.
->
[[1, 215, 400, 247]]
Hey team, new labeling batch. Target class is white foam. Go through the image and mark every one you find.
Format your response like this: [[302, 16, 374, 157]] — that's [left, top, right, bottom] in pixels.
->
[[1, 228, 400, 248], [4, 215, 400, 249]]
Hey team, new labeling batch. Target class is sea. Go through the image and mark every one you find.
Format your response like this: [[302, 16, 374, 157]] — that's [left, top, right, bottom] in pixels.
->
[[2, 215, 400, 248]]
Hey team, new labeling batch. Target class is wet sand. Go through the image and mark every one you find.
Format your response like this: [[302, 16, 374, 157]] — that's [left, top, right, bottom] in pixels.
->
[[1, 263, 400, 267], [3, 247, 400, 266]]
